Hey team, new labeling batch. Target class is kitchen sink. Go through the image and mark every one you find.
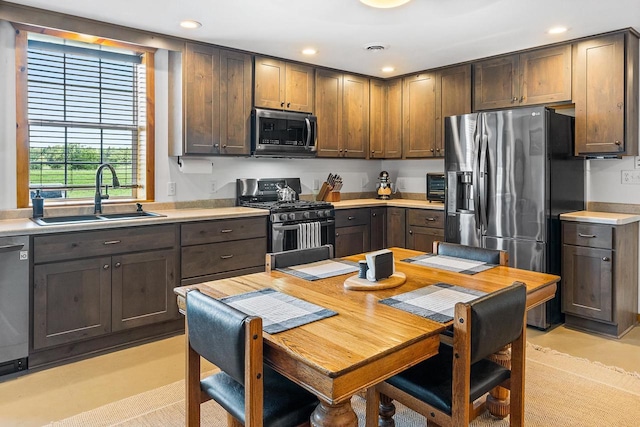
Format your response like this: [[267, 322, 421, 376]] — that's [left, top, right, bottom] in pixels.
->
[[32, 211, 164, 226]]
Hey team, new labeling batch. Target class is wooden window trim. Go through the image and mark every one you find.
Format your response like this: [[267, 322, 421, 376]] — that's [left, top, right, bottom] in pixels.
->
[[14, 24, 155, 208]]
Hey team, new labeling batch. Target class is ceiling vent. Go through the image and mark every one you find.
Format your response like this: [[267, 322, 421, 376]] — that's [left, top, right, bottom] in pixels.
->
[[363, 43, 389, 53]]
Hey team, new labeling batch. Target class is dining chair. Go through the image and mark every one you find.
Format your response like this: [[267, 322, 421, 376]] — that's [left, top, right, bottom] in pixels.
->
[[365, 282, 527, 427], [432, 240, 509, 266], [186, 290, 319, 427], [265, 244, 334, 272]]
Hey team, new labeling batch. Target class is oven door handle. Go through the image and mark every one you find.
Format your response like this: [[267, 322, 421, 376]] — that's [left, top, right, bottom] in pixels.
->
[[272, 219, 334, 231]]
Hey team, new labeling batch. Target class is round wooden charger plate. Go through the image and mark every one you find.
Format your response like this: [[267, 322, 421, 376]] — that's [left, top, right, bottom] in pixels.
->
[[343, 271, 406, 290]]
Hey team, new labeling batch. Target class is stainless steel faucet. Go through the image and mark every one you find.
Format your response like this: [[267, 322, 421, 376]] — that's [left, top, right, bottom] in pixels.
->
[[94, 163, 121, 214]]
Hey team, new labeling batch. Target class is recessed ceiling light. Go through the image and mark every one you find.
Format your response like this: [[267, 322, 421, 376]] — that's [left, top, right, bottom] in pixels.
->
[[360, 0, 411, 8], [180, 20, 202, 29], [548, 26, 568, 34], [382, 66, 395, 73], [302, 48, 317, 55]]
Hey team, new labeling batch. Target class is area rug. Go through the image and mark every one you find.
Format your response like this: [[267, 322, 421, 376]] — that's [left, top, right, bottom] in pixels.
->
[[45, 343, 640, 426]]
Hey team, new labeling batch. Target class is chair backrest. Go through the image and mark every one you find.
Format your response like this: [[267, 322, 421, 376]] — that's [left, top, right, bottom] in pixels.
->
[[186, 290, 260, 386], [456, 282, 527, 364], [433, 241, 508, 266], [265, 244, 334, 272]]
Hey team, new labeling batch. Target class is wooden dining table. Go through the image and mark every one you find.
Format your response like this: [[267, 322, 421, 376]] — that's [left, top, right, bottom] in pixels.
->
[[174, 247, 560, 427]]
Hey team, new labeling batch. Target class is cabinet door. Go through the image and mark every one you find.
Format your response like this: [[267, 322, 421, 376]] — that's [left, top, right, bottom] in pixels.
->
[[473, 55, 519, 111], [406, 226, 444, 253], [111, 249, 179, 332], [574, 33, 628, 156], [520, 45, 571, 106], [184, 43, 221, 155], [285, 62, 315, 113], [435, 64, 471, 157], [33, 257, 111, 350], [370, 208, 387, 251], [387, 207, 406, 248], [369, 79, 385, 159], [403, 73, 436, 158], [254, 57, 285, 110], [342, 74, 369, 158], [335, 225, 370, 257], [385, 78, 403, 158], [220, 49, 252, 155], [315, 69, 343, 157], [562, 244, 613, 322]]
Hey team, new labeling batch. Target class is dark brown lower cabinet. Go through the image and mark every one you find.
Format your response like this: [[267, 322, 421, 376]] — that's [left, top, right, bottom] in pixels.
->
[[562, 220, 638, 338], [335, 208, 371, 257], [387, 207, 406, 248], [370, 208, 386, 251], [405, 209, 445, 252], [112, 249, 179, 331], [33, 257, 111, 350]]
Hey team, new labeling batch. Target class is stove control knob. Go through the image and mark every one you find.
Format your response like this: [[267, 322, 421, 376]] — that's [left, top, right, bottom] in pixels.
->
[[280, 214, 288, 221], [288, 213, 296, 220], [303, 211, 311, 219], [317, 210, 324, 217], [324, 210, 332, 217]]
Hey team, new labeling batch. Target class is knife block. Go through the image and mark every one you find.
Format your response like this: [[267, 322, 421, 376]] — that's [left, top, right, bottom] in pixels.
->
[[325, 191, 341, 202]]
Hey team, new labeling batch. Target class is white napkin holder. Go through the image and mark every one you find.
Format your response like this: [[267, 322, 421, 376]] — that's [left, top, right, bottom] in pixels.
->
[[365, 249, 395, 282]]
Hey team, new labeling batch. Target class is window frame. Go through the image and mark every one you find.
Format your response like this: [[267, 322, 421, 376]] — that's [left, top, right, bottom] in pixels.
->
[[14, 24, 155, 208]]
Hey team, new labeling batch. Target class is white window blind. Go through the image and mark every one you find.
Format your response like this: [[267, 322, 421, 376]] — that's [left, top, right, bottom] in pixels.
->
[[27, 34, 147, 201]]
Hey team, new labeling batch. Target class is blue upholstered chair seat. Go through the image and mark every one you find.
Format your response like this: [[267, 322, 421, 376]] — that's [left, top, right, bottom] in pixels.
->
[[385, 343, 510, 415], [201, 365, 319, 427]]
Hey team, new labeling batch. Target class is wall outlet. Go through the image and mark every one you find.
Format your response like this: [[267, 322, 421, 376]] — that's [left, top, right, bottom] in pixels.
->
[[635, 156, 640, 169], [313, 179, 319, 190], [209, 180, 217, 194], [361, 177, 367, 188], [621, 170, 640, 184], [167, 181, 176, 196]]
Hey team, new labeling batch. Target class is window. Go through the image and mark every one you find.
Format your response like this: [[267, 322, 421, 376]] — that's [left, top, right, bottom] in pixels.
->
[[15, 26, 155, 207]]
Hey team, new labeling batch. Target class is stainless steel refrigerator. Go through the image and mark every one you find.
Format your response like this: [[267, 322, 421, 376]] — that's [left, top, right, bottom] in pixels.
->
[[444, 106, 584, 329]]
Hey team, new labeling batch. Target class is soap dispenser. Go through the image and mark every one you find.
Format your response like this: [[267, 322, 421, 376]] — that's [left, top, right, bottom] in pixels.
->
[[32, 189, 44, 218]]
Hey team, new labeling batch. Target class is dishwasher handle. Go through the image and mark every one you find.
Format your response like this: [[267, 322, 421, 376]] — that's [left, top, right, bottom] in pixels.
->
[[0, 244, 25, 253]]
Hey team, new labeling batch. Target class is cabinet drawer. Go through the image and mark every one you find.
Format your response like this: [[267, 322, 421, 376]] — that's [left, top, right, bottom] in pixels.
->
[[181, 237, 267, 278], [34, 225, 177, 264], [563, 223, 612, 249], [407, 209, 444, 228], [336, 209, 370, 227], [181, 217, 267, 246]]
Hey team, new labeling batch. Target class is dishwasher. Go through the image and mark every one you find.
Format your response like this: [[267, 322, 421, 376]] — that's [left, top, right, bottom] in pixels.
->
[[0, 235, 29, 376]]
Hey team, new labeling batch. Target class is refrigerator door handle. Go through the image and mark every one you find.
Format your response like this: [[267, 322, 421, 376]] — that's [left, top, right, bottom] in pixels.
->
[[478, 114, 489, 231], [472, 115, 482, 231]]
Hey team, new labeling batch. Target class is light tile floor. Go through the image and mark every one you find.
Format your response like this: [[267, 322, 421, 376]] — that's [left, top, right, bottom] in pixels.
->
[[0, 325, 638, 427]]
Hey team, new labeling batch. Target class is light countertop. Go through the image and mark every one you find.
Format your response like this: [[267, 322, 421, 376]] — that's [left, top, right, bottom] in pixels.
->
[[560, 211, 640, 225], [0, 207, 269, 237], [332, 199, 444, 210]]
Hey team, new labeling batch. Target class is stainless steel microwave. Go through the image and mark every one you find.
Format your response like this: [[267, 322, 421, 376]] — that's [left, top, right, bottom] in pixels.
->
[[427, 173, 445, 202], [251, 108, 317, 157]]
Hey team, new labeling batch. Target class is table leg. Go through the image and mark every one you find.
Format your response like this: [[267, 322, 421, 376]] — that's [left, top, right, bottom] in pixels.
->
[[486, 345, 511, 418], [186, 323, 201, 427], [378, 393, 396, 427], [310, 399, 358, 427]]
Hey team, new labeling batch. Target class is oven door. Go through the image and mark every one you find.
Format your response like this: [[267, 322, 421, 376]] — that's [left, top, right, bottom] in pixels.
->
[[271, 219, 335, 253]]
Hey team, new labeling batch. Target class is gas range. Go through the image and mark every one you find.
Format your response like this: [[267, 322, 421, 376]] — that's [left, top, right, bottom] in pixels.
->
[[237, 178, 334, 224]]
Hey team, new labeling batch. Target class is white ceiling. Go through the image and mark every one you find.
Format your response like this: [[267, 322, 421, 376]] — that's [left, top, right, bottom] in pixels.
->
[[5, 0, 640, 78]]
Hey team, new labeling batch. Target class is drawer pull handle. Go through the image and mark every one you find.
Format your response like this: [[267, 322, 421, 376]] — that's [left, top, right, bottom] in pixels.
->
[[602, 257, 610, 262], [114, 262, 121, 268], [220, 229, 233, 233], [104, 240, 121, 245], [348, 216, 355, 220], [103, 264, 110, 270], [578, 233, 596, 238], [220, 255, 234, 259], [425, 217, 436, 222], [409, 230, 413, 235]]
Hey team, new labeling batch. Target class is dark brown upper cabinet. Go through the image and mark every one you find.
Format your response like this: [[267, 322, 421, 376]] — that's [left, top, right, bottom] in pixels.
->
[[573, 32, 639, 157], [369, 78, 402, 159], [473, 45, 572, 111], [315, 69, 369, 158], [435, 64, 472, 157], [254, 57, 315, 113], [182, 43, 252, 155]]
